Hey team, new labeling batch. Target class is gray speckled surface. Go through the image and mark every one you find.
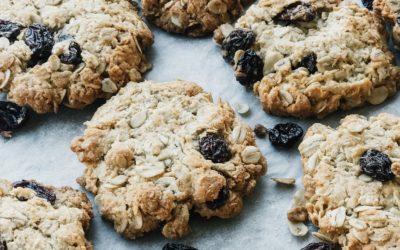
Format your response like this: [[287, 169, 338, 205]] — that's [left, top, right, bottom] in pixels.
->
[[1, 1, 400, 249]]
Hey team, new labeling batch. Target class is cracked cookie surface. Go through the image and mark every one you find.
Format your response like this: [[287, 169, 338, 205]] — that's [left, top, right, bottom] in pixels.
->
[[71, 80, 267, 239], [214, 0, 400, 118], [0, 179, 92, 250], [0, 0, 153, 113], [374, 0, 400, 46], [142, 0, 254, 37], [295, 114, 400, 249]]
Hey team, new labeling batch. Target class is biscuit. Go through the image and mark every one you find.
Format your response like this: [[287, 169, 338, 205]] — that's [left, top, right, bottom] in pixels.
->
[[295, 113, 400, 249], [0, 179, 92, 250], [71, 80, 267, 239], [0, 0, 153, 113], [374, 0, 400, 46], [214, 0, 400, 118], [142, 0, 254, 37]]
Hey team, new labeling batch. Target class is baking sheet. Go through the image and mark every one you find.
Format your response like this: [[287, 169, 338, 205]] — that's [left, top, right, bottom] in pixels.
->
[[1, 1, 400, 249]]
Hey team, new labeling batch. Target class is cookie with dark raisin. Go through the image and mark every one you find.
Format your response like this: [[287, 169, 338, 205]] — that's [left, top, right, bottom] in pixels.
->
[[214, 0, 400, 118], [141, 0, 254, 37], [0, 0, 153, 113], [0, 179, 93, 249], [374, 0, 400, 47], [295, 113, 400, 249], [71, 80, 267, 239]]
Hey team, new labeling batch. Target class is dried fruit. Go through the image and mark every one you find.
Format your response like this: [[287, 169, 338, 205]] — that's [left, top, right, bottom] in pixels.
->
[[60, 41, 83, 65], [206, 186, 230, 210], [0, 101, 28, 138], [0, 241, 6, 250], [361, 0, 374, 10], [235, 49, 264, 87], [268, 123, 303, 148], [0, 20, 22, 43], [199, 133, 231, 163], [295, 53, 318, 74], [162, 243, 197, 250], [301, 242, 340, 250], [254, 124, 267, 138], [275, 2, 316, 22], [222, 29, 255, 64], [13, 180, 56, 205], [360, 149, 394, 182], [25, 24, 55, 66]]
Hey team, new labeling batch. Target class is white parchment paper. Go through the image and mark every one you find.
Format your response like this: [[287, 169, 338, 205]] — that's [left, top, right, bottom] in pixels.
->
[[1, 1, 399, 249]]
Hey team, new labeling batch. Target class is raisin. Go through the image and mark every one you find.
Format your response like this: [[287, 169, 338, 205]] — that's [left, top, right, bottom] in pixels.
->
[[301, 242, 340, 250], [25, 24, 54, 66], [162, 243, 198, 250], [360, 149, 394, 182], [13, 180, 56, 205], [275, 2, 316, 22], [60, 41, 83, 65], [268, 123, 303, 148], [199, 133, 231, 163], [254, 124, 267, 138], [295, 53, 318, 74], [234, 49, 264, 87], [0, 241, 6, 250], [206, 187, 230, 210], [0, 20, 22, 43], [222, 29, 255, 64], [0, 101, 28, 138], [361, 0, 374, 10]]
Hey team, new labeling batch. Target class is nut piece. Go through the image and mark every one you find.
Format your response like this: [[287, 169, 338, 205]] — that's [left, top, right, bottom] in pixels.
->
[[288, 221, 308, 237], [327, 206, 346, 227], [287, 206, 308, 222], [232, 102, 250, 115], [241, 146, 262, 164], [271, 177, 295, 185], [130, 110, 147, 128], [367, 86, 389, 105]]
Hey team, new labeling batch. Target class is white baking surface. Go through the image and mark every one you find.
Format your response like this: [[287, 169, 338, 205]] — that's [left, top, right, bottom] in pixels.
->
[[1, 1, 399, 249]]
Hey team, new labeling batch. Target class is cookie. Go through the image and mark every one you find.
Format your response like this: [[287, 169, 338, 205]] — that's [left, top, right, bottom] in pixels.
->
[[0, 0, 153, 113], [294, 114, 400, 248], [374, 0, 400, 46], [142, 0, 254, 37], [0, 179, 93, 250], [214, 0, 400, 118], [71, 80, 267, 239]]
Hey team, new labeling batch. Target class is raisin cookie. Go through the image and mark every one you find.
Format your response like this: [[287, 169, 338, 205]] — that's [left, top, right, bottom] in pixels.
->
[[292, 114, 400, 249], [214, 0, 400, 118], [142, 0, 254, 37], [0, 0, 153, 113], [374, 0, 400, 46], [0, 179, 93, 250], [71, 80, 267, 239]]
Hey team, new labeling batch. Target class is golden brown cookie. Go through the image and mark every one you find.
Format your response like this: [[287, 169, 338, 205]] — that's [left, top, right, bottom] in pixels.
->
[[71, 80, 267, 239], [142, 0, 254, 37], [0, 179, 93, 250], [214, 0, 400, 118], [293, 114, 400, 248], [0, 0, 153, 113]]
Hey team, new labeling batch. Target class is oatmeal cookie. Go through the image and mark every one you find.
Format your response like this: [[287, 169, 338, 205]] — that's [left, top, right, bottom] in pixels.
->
[[71, 80, 267, 239], [214, 0, 400, 118], [142, 0, 254, 37], [374, 0, 400, 46], [0, 179, 93, 250], [295, 113, 400, 249], [0, 0, 153, 113]]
